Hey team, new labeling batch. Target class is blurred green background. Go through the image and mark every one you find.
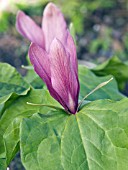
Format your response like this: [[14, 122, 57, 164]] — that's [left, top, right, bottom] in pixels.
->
[[0, 0, 128, 169], [0, 0, 128, 74]]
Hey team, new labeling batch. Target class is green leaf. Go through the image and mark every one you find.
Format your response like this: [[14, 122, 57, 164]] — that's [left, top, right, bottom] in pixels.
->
[[0, 63, 30, 117], [79, 65, 124, 100], [0, 89, 61, 167], [0, 158, 6, 170], [91, 56, 128, 90], [0, 63, 125, 168], [20, 98, 128, 170], [0, 94, 13, 117], [3, 117, 21, 165], [0, 63, 29, 98], [20, 111, 68, 170]]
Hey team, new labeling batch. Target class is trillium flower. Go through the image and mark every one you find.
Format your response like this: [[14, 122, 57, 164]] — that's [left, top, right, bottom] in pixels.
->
[[16, 3, 79, 114]]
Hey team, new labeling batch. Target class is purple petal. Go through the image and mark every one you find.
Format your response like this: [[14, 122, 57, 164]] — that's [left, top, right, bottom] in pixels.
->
[[28, 43, 50, 84], [16, 11, 44, 48], [66, 31, 80, 100], [50, 38, 79, 113], [42, 3, 67, 52], [66, 31, 78, 74], [28, 43, 69, 111]]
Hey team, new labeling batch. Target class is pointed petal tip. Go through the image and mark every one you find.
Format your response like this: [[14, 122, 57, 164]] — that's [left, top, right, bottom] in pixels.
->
[[42, 2, 67, 51], [50, 38, 65, 53], [17, 10, 24, 16], [29, 43, 43, 58], [16, 10, 44, 48], [46, 2, 56, 7], [44, 2, 59, 16], [16, 10, 26, 24], [16, 11, 27, 39], [16, 10, 24, 28]]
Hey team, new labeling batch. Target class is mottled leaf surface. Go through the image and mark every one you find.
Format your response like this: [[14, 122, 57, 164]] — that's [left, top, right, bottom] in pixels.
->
[[20, 98, 128, 170], [0, 62, 127, 170], [0, 89, 60, 167]]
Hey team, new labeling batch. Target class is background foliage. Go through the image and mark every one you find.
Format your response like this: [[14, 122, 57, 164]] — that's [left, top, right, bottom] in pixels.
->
[[0, 0, 128, 65]]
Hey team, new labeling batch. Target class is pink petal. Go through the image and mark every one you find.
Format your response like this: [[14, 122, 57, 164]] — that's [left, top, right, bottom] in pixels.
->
[[16, 11, 44, 48], [28, 43, 50, 84], [29, 43, 68, 110], [66, 31, 80, 100], [66, 31, 78, 74], [50, 38, 79, 113], [42, 3, 67, 52]]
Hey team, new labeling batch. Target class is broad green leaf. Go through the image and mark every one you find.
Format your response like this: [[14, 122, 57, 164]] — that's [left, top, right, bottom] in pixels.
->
[[0, 63, 30, 117], [0, 89, 61, 167], [0, 63, 29, 98], [79, 65, 124, 100], [0, 62, 125, 169], [20, 98, 128, 170], [20, 111, 68, 170], [3, 117, 21, 165], [91, 56, 128, 90]]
